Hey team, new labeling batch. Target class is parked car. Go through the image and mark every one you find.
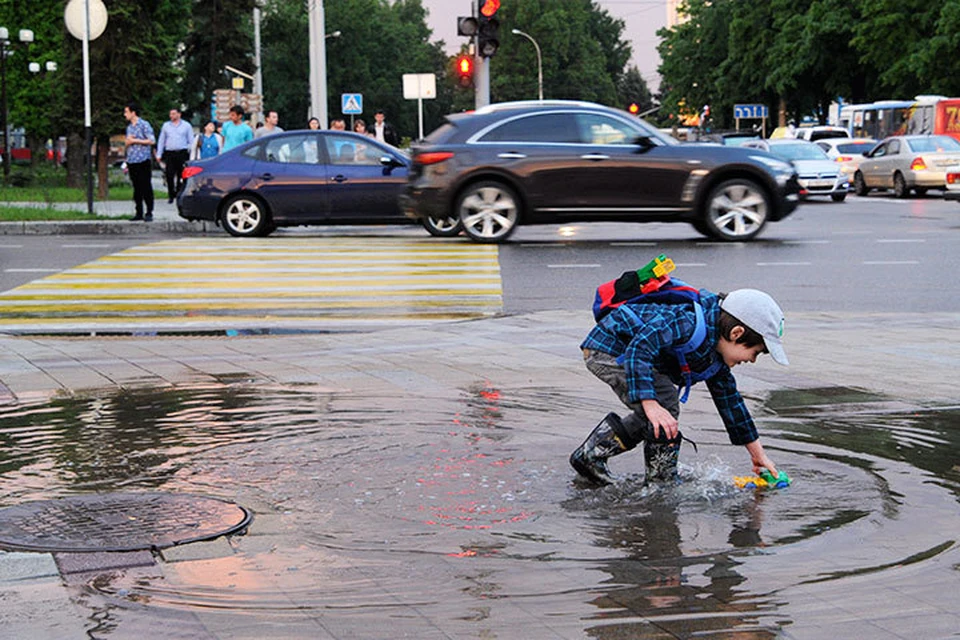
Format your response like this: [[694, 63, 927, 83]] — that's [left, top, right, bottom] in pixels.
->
[[945, 171, 960, 202], [853, 134, 960, 198], [742, 139, 850, 201], [815, 137, 877, 182], [700, 130, 763, 147], [177, 130, 459, 237], [400, 101, 800, 243], [794, 126, 851, 142]]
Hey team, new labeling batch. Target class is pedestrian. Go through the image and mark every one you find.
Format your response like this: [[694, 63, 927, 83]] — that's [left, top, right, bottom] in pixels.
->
[[254, 110, 284, 139], [366, 109, 400, 146], [570, 287, 788, 485], [191, 120, 223, 160], [330, 118, 346, 131], [221, 105, 254, 152], [353, 118, 370, 136], [307, 117, 321, 130], [123, 102, 155, 222], [155, 107, 193, 203]]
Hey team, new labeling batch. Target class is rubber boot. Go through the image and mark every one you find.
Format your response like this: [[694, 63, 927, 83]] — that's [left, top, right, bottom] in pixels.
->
[[570, 412, 637, 485], [643, 436, 681, 483]]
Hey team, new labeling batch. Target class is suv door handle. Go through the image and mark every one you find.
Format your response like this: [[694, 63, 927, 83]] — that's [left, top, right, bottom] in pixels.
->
[[497, 152, 527, 159], [580, 154, 609, 161], [259, 173, 274, 181], [331, 174, 347, 183]]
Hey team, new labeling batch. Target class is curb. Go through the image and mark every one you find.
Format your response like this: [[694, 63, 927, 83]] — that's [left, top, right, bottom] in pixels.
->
[[0, 220, 212, 235]]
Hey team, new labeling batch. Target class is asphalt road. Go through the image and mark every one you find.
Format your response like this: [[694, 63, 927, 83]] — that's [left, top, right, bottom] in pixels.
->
[[0, 193, 956, 319]]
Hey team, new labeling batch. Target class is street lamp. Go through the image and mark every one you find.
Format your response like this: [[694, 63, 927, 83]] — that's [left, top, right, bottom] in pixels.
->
[[511, 28, 542, 102], [0, 27, 34, 179]]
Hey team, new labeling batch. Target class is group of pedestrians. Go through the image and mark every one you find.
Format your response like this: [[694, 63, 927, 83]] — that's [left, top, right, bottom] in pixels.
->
[[123, 103, 400, 221]]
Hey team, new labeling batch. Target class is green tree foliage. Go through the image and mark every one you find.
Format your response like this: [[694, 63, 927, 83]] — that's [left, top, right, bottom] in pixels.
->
[[490, 0, 631, 105], [617, 66, 654, 114], [181, 0, 257, 122]]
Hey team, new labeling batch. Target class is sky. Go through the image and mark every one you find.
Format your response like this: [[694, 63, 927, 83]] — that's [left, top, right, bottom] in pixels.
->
[[419, 0, 666, 92]]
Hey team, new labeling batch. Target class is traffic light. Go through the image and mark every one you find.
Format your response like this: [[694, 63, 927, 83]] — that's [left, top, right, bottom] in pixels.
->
[[457, 16, 478, 37], [628, 103, 640, 115], [477, 0, 500, 58], [454, 54, 474, 88]]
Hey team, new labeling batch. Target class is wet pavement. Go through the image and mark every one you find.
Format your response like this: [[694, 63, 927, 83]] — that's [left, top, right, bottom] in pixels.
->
[[1, 310, 959, 638]]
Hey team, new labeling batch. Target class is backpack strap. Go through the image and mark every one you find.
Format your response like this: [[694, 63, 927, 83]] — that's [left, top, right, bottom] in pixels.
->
[[672, 301, 722, 403]]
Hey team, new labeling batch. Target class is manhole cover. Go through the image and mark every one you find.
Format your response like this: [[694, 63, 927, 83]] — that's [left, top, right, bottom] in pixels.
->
[[0, 492, 252, 552]]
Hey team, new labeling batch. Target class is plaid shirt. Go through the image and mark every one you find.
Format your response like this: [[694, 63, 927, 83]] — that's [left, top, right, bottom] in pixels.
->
[[580, 290, 758, 445]]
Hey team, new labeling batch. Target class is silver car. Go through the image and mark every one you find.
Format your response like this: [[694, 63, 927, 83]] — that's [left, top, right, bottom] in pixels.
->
[[743, 139, 850, 202], [854, 134, 960, 197]]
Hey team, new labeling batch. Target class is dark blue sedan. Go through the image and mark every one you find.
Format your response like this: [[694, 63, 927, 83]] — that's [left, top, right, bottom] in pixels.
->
[[177, 130, 459, 237]]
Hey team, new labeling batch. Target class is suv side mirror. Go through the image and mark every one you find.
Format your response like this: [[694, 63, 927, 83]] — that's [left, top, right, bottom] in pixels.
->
[[634, 135, 657, 151]]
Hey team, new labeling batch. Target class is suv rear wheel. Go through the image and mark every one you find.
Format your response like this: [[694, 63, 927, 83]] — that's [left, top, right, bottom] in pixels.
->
[[701, 178, 769, 241], [457, 181, 520, 243], [422, 214, 462, 237]]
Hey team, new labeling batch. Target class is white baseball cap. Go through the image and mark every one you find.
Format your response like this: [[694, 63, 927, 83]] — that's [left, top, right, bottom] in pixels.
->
[[720, 289, 788, 366]]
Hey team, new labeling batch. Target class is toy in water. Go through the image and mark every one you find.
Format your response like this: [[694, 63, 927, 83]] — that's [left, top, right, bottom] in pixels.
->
[[733, 469, 791, 490]]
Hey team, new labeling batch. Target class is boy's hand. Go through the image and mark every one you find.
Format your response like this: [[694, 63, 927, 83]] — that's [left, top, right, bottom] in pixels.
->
[[745, 439, 778, 476], [641, 399, 678, 440]]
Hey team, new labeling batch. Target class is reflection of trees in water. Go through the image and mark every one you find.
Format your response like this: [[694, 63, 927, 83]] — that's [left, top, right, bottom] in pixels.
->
[[566, 491, 781, 639], [0, 384, 324, 495]]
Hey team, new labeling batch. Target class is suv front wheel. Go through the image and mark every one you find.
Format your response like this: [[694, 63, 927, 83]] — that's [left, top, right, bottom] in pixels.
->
[[701, 178, 770, 241], [456, 181, 520, 243]]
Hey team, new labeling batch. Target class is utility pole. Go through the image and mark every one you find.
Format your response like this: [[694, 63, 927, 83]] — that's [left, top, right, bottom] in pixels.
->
[[307, 0, 328, 128]]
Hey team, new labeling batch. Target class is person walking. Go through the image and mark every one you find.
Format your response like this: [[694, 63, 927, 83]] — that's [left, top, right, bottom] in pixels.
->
[[366, 109, 400, 146], [123, 102, 155, 222], [254, 110, 284, 139], [222, 105, 254, 151], [307, 117, 321, 130], [329, 118, 346, 131], [191, 120, 223, 160], [353, 119, 370, 136], [155, 108, 193, 203]]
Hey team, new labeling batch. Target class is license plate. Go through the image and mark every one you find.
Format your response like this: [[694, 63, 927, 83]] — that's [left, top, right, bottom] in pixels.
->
[[807, 180, 832, 187]]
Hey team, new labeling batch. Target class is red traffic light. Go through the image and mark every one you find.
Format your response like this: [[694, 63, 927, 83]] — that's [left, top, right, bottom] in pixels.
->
[[628, 103, 639, 115], [454, 54, 474, 87], [480, 0, 500, 17]]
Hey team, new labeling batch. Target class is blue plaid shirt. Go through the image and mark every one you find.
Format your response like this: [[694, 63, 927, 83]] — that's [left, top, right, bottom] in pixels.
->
[[125, 118, 155, 164], [581, 290, 758, 445]]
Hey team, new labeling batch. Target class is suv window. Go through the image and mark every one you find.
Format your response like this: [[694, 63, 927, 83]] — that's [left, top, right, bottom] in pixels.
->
[[575, 113, 638, 145], [478, 113, 579, 143]]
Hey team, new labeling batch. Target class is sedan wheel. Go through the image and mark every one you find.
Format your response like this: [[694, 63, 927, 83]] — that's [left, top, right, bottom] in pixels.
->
[[853, 171, 869, 196], [831, 193, 847, 202], [701, 179, 769, 241], [422, 214, 462, 237], [893, 172, 909, 198], [457, 181, 520, 243], [222, 194, 272, 237]]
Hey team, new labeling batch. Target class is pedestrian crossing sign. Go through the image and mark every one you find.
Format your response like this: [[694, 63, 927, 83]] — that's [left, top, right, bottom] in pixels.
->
[[341, 93, 363, 115]]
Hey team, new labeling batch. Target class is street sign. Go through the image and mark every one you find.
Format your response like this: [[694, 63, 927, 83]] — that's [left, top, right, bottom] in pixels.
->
[[341, 93, 363, 115], [734, 104, 769, 119], [402, 73, 436, 100]]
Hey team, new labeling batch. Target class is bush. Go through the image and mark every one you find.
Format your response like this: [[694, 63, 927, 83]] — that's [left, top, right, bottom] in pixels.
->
[[8, 171, 34, 187]]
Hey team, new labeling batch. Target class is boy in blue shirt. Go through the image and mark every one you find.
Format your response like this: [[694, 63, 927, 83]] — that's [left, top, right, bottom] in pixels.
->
[[222, 105, 254, 151], [571, 288, 788, 484]]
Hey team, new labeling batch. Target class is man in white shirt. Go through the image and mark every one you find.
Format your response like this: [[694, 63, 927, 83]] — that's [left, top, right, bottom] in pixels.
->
[[156, 108, 194, 203], [365, 109, 400, 147]]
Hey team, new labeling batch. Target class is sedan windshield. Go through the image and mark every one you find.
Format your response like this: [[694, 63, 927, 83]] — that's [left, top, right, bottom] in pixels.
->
[[907, 136, 960, 153], [769, 143, 829, 161]]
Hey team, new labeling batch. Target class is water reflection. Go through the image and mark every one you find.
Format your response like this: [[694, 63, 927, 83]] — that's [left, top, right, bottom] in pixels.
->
[[0, 382, 958, 637]]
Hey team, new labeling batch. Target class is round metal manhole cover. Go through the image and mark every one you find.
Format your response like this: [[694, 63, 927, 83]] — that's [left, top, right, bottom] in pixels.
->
[[0, 492, 252, 553]]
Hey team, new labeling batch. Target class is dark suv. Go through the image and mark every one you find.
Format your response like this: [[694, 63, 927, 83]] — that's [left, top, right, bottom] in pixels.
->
[[400, 101, 800, 243]]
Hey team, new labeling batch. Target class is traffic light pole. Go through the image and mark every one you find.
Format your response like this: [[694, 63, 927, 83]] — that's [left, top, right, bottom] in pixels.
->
[[475, 55, 490, 109]]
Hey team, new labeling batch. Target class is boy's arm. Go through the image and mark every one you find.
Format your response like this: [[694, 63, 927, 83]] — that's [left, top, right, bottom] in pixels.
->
[[706, 369, 777, 473], [745, 439, 778, 476]]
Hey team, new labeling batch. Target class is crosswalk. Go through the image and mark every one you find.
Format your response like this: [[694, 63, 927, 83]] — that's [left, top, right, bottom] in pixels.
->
[[0, 238, 503, 333]]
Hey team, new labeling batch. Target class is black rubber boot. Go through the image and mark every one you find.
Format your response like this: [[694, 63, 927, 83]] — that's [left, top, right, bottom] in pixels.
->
[[570, 413, 637, 485], [643, 436, 682, 483]]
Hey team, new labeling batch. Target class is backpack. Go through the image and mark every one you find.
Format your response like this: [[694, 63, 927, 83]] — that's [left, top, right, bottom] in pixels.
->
[[591, 257, 723, 402]]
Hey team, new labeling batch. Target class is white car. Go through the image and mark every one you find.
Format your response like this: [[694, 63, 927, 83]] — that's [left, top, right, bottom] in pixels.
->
[[815, 137, 877, 182], [743, 139, 851, 201], [794, 126, 851, 142]]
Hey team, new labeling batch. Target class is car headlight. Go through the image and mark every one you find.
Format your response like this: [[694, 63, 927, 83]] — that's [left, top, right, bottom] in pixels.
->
[[749, 154, 793, 174]]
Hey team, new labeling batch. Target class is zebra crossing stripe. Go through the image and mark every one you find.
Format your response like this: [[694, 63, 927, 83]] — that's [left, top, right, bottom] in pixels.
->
[[0, 237, 503, 331]]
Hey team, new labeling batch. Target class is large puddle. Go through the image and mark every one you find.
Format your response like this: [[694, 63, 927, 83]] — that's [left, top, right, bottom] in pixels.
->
[[1, 381, 959, 637]]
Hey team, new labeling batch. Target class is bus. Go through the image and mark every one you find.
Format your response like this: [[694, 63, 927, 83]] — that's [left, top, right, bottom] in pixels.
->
[[836, 96, 960, 141]]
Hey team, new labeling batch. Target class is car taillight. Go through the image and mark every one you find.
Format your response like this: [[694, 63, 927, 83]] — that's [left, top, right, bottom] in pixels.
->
[[836, 155, 853, 162], [182, 166, 204, 179], [947, 173, 960, 184], [910, 157, 927, 171], [415, 151, 454, 166]]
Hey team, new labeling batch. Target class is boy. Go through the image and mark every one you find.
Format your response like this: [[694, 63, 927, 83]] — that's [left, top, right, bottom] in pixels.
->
[[570, 288, 788, 484]]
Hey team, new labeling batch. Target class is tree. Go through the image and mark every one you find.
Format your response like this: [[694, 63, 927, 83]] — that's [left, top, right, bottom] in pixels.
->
[[490, 0, 631, 106], [617, 66, 654, 115], [181, 0, 257, 123], [57, 0, 189, 194]]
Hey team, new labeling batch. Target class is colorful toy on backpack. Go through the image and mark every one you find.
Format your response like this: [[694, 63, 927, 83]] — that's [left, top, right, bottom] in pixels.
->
[[733, 469, 791, 489], [635, 254, 676, 293]]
